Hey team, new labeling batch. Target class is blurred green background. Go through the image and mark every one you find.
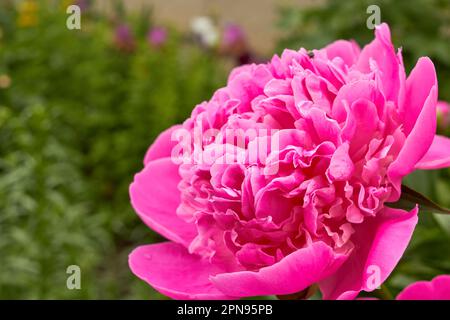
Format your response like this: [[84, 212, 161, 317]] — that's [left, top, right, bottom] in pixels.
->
[[0, 0, 449, 299]]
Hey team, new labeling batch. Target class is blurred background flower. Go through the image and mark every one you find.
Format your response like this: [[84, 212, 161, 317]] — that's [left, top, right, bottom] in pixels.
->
[[221, 23, 245, 48], [74, 0, 92, 12], [437, 101, 450, 130], [114, 23, 135, 52], [219, 23, 256, 65], [0, 74, 11, 89], [190, 16, 219, 48], [17, 0, 38, 28], [147, 26, 167, 48]]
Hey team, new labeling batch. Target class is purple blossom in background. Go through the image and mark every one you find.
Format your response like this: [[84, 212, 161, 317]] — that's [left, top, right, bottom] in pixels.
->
[[114, 24, 135, 52], [75, 0, 91, 12], [147, 27, 167, 47], [221, 23, 246, 47], [220, 23, 255, 65]]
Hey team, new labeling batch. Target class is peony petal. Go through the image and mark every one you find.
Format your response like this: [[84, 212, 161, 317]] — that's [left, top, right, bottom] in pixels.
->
[[129, 242, 232, 299], [210, 241, 347, 297], [415, 135, 450, 170], [144, 125, 182, 165], [331, 80, 384, 124], [357, 23, 400, 103], [402, 58, 438, 135], [319, 206, 418, 300], [130, 158, 197, 246], [322, 40, 361, 66], [397, 275, 450, 300], [327, 142, 354, 182], [388, 85, 437, 191], [342, 99, 379, 154], [303, 107, 342, 146]]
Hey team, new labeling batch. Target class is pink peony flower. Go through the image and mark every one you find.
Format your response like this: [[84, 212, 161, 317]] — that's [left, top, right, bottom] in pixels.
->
[[128, 24, 450, 300], [437, 101, 450, 130], [397, 275, 450, 300]]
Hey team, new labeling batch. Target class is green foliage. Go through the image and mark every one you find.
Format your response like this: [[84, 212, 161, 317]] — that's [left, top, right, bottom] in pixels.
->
[[277, 0, 450, 296], [0, 2, 226, 298]]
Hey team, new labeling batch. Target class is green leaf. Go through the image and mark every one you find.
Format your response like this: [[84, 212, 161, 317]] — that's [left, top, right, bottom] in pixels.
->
[[387, 185, 450, 215]]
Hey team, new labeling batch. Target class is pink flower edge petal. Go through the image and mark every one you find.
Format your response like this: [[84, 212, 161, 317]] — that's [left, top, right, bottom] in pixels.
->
[[210, 241, 348, 298], [397, 275, 450, 300], [416, 135, 450, 170], [129, 242, 233, 300], [144, 125, 182, 165], [402, 57, 438, 135], [319, 206, 418, 300], [322, 39, 361, 66], [130, 158, 197, 246], [388, 83, 437, 186]]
